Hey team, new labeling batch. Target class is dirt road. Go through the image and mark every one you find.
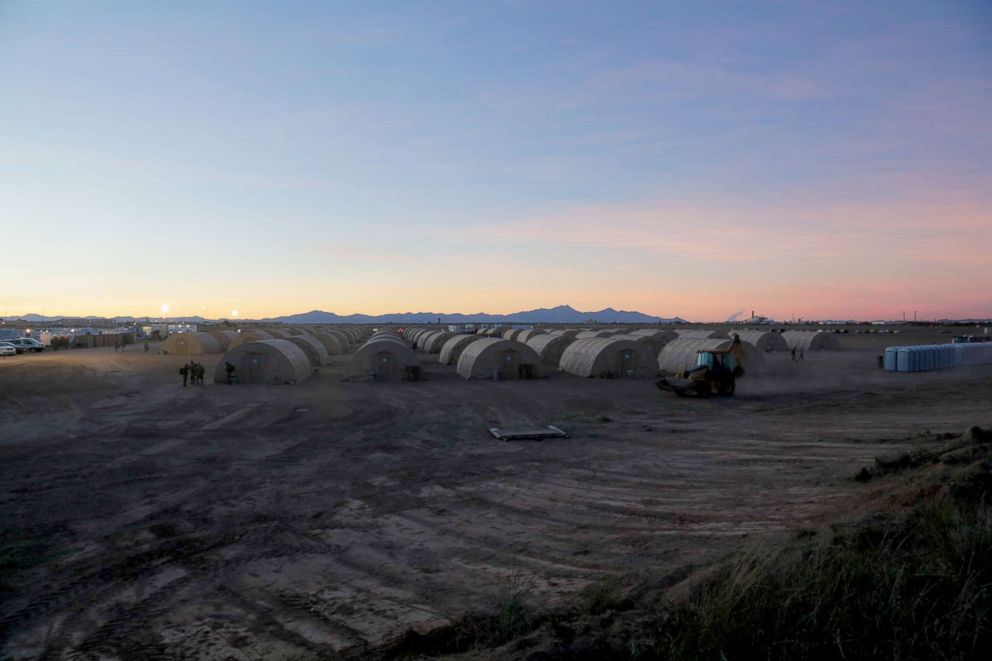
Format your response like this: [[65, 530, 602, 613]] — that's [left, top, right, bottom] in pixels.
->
[[1, 338, 989, 658]]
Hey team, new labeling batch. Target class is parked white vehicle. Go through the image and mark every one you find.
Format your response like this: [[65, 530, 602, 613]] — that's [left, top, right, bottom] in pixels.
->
[[0, 342, 17, 356], [5, 337, 45, 353]]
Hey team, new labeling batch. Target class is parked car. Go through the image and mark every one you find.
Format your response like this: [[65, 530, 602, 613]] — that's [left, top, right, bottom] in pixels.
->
[[6, 337, 45, 353], [0, 342, 17, 356]]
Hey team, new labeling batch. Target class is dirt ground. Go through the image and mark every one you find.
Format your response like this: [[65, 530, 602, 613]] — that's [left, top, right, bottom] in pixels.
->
[[1, 327, 990, 659]]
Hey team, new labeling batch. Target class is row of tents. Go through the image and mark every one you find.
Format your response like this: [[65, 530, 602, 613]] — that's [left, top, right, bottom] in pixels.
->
[[159, 325, 839, 385], [344, 327, 840, 382], [162, 326, 371, 385]]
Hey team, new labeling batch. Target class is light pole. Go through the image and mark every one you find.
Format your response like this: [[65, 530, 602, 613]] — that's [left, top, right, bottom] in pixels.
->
[[161, 304, 170, 339]]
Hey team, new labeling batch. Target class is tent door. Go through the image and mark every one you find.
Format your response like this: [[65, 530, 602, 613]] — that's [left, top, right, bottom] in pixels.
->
[[244, 352, 265, 384], [618, 350, 636, 377], [375, 351, 394, 382], [499, 350, 519, 379]]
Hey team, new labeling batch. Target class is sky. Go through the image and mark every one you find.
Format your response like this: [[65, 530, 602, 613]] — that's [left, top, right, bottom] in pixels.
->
[[1, 1, 990, 321]]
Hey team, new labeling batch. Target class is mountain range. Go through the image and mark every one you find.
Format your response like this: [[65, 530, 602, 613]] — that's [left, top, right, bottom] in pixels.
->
[[264, 305, 683, 325], [2, 305, 684, 325]]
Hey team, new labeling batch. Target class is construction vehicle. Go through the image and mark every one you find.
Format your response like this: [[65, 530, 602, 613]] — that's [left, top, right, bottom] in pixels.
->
[[655, 336, 746, 397]]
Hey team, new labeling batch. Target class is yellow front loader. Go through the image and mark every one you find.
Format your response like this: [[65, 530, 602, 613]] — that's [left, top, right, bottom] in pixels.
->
[[655, 336, 747, 397]]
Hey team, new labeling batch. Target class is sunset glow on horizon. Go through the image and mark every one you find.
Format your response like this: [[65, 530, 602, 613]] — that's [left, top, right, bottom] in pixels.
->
[[1, 1, 990, 322]]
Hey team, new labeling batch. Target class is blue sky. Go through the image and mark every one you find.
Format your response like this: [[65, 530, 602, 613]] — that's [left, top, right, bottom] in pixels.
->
[[1, 1, 990, 319]]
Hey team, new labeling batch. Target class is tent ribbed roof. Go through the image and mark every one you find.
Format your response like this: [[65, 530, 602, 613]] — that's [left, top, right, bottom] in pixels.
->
[[438, 334, 482, 365], [559, 337, 657, 378]]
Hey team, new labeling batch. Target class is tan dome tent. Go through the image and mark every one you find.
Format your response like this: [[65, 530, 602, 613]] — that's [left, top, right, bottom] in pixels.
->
[[456, 339, 543, 380], [229, 329, 274, 350], [610, 334, 669, 359], [547, 329, 581, 338], [265, 328, 294, 339], [659, 337, 767, 376], [516, 329, 547, 343], [347, 335, 419, 382], [205, 329, 239, 350], [415, 330, 442, 351], [782, 330, 840, 352], [731, 330, 789, 352], [501, 329, 523, 341], [438, 334, 482, 365], [310, 331, 345, 355], [422, 331, 456, 353], [285, 335, 330, 367], [322, 329, 352, 349], [215, 339, 313, 385], [674, 329, 729, 339], [560, 338, 657, 378], [163, 332, 222, 355], [629, 329, 678, 343], [575, 330, 614, 339], [526, 334, 576, 369]]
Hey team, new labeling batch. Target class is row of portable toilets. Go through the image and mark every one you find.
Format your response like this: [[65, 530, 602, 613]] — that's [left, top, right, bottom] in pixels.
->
[[884, 343, 992, 372]]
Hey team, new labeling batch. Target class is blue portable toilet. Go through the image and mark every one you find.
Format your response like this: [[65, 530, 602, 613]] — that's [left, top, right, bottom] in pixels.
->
[[884, 347, 898, 371]]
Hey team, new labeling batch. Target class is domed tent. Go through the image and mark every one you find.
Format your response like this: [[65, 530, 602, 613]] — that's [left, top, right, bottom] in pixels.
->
[[658, 337, 767, 376], [329, 327, 359, 345], [215, 339, 313, 385], [163, 332, 222, 355], [422, 331, 456, 353], [674, 329, 729, 339], [415, 330, 442, 351], [285, 334, 330, 367], [265, 328, 295, 339], [609, 334, 666, 359], [347, 335, 419, 382], [438, 334, 482, 365], [629, 329, 678, 343], [501, 329, 524, 341], [516, 329, 547, 343], [456, 339, 543, 380], [575, 330, 615, 339], [560, 338, 657, 378], [321, 329, 352, 349], [229, 329, 275, 350], [731, 330, 789, 352], [782, 330, 840, 352], [205, 329, 239, 351], [309, 331, 345, 355], [547, 329, 581, 338], [526, 334, 576, 369]]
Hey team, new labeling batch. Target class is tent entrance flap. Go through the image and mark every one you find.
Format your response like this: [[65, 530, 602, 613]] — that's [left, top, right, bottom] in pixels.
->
[[375, 351, 395, 382], [245, 352, 266, 384]]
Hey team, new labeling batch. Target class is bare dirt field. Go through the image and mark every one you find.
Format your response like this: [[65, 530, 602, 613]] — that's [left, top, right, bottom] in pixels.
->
[[1, 328, 990, 659]]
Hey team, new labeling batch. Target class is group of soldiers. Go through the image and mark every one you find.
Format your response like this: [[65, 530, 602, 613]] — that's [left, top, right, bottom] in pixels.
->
[[180, 361, 205, 387]]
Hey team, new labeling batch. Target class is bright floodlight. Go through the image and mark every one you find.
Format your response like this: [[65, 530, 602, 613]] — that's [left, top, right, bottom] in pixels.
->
[[161, 303, 170, 313]]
